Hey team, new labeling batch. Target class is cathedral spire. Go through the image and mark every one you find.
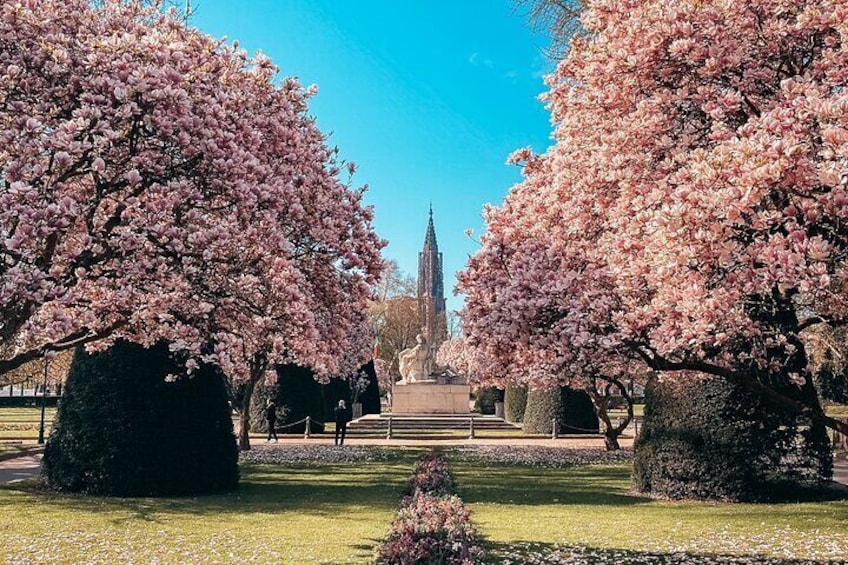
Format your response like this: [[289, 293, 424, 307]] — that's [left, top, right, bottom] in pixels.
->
[[424, 203, 438, 250], [418, 206, 447, 363]]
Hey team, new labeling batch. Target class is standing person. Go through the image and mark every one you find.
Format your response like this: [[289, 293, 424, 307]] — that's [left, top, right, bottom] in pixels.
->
[[266, 400, 278, 443], [334, 400, 351, 446]]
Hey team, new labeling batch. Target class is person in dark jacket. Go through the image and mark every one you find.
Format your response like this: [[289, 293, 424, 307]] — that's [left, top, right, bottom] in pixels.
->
[[334, 400, 351, 446], [266, 400, 278, 443]]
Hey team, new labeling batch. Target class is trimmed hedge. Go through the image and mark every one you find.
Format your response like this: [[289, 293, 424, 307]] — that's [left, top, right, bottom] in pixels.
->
[[275, 364, 326, 434], [633, 377, 832, 501], [504, 384, 528, 423], [43, 341, 238, 496], [473, 387, 504, 415], [523, 386, 599, 435], [560, 387, 599, 434]]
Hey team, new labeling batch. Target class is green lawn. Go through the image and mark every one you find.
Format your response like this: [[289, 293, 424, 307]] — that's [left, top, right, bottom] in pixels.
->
[[450, 459, 848, 563], [0, 458, 414, 565]]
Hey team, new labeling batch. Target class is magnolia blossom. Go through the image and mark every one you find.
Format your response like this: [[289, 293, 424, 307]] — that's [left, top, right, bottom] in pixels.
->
[[0, 0, 383, 388], [460, 0, 848, 436]]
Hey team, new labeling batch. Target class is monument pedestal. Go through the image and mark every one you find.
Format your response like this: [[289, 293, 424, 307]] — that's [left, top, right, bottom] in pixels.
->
[[391, 382, 470, 414]]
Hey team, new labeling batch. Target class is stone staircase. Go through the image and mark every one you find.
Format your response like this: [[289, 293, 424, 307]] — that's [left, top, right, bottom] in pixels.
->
[[346, 413, 521, 437]]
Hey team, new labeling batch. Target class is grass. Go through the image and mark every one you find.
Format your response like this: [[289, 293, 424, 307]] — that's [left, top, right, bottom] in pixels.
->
[[449, 459, 848, 563], [0, 455, 417, 565]]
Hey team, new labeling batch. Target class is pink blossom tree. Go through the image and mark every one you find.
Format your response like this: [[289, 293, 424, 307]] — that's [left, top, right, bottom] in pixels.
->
[[461, 0, 848, 439], [0, 0, 384, 436]]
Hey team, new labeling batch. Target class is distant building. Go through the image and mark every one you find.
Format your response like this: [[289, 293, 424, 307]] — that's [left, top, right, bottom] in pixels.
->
[[418, 205, 448, 368]]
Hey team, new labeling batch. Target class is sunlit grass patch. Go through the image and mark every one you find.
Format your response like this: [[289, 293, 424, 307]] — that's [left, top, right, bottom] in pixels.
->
[[0, 458, 415, 564], [450, 460, 848, 563]]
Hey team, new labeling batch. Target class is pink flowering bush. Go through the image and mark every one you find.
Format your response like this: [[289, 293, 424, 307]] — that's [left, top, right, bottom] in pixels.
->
[[375, 493, 484, 565], [404, 451, 455, 498], [375, 451, 484, 565]]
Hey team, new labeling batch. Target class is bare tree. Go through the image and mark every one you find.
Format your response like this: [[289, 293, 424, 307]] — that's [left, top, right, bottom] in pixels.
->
[[515, 0, 586, 59], [369, 261, 419, 376]]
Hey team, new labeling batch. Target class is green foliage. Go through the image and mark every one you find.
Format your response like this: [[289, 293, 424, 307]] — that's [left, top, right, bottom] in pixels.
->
[[633, 377, 832, 501], [359, 360, 382, 415], [522, 388, 560, 434], [504, 384, 528, 423], [275, 364, 326, 434], [523, 386, 598, 434], [0, 396, 60, 407], [560, 387, 599, 434], [814, 366, 848, 404], [321, 362, 382, 422], [43, 341, 238, 496], [474, 387, 504, 415]]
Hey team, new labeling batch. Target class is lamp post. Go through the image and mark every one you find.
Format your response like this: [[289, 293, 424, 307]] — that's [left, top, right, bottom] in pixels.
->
[[37, 355, 49, 444]]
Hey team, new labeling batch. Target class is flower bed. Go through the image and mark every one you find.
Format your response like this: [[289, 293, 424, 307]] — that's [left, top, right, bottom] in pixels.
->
[[239, 444, 398, 465], [449, 446, 632, 468], [403, 451, 455, 497], [492, 542, 837, 565], [375, 451, 485, 565]]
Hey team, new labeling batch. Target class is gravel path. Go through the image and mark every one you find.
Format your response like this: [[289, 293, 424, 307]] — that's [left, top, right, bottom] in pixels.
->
[[0, 453, 41, 484]]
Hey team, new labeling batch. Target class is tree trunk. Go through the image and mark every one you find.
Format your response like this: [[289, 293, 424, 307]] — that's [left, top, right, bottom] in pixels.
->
[[238, 373, 260, 451], [587, 377, 634, 452], [603, 426, 620, 450]]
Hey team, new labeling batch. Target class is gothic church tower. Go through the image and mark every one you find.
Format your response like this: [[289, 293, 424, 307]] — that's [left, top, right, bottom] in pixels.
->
[[418, 205, 448, 365]]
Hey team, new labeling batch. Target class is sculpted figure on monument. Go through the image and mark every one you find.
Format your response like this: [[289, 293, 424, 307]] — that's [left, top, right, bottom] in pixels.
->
[[397, 333, 430, 383]]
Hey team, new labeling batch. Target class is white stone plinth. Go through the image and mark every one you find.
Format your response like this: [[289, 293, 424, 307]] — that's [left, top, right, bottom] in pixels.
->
[[391, 382, 470, 414]]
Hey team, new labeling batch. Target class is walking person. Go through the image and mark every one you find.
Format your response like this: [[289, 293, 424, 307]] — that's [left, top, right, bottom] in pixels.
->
[[266, 400, 278, 443], [334, 400, 351, 446]]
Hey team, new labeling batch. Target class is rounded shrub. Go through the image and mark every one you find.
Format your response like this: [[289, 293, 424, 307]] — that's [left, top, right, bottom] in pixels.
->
[[43, 341, 238, 496], [523, 387, 561, 434], [473, 386, 504, 415], [633, 377, 832, 501], [504, 384, 528, 423], [523, 386, 599, 434]]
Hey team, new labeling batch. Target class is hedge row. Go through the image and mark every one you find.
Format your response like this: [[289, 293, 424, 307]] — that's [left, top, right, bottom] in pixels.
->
[[248, 361, 381, 435]]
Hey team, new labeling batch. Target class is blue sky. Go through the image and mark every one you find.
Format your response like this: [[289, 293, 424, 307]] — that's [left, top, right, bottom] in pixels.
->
[[189, 1, 555, 312]]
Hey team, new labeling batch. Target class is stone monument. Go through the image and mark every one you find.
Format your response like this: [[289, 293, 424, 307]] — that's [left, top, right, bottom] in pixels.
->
[[391, 207, 470, 414]]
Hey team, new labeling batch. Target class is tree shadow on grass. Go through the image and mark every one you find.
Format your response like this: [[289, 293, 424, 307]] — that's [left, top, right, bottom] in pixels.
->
[[483, 541, 846, 564], [452, 463, 652, 507], [0, 461, 412, 526]]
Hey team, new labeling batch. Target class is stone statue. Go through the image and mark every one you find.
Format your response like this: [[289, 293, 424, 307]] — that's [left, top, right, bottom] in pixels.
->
[[398, 333, 430, 383]]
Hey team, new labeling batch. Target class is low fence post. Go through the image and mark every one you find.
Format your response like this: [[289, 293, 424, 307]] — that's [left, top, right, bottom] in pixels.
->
[[304, 416, 311, 439], [552, 417, 558, 440], [386, 416, 393, 439], [468, 417, 475, 439]]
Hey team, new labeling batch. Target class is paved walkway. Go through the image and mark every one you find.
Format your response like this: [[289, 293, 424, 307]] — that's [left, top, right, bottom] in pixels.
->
[[1, 441, 846, 488], [0, 453, 41, 484]]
